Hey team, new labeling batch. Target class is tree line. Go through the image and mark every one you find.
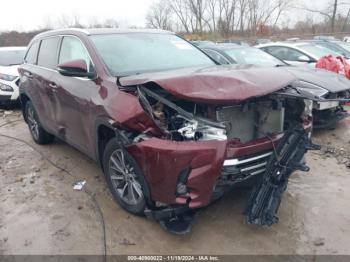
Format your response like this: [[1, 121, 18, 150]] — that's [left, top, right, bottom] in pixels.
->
[[145, 0, 350, 38]]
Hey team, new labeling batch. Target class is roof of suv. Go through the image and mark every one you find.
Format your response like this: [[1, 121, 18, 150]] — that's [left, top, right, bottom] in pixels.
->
[[33, 28, 173, 40], [0, 46, 27, 51], [256, 42, 312, 48]]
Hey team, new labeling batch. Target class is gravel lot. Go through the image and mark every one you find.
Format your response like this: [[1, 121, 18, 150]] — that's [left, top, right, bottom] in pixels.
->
[[0, 108, 350, 255]]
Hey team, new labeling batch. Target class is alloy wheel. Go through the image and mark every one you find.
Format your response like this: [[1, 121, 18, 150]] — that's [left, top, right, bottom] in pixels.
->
[[27, 106, 39, 140], [109, 149, 144, 206]]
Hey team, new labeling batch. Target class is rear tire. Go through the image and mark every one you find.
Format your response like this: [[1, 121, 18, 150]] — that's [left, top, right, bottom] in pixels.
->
[[25, 101, 54, 145], [102, 138, 146, 215]]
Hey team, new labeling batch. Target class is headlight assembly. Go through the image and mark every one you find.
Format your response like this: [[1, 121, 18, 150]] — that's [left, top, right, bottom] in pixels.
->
[[177, 117, 227, 141], [0, 83, 14, 92], [294, 80, 329, 98]]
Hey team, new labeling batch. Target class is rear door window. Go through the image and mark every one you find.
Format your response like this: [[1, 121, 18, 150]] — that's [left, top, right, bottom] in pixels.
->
[[264, 46, 305, 61], [24, 41, 40, 64], [37, 37, 60, 69]]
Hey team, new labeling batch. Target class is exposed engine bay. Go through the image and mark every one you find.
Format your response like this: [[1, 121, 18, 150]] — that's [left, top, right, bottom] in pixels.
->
[[117, 83, 320, 234], [113, 65, 350, 234], [132, 84, 310, 145]]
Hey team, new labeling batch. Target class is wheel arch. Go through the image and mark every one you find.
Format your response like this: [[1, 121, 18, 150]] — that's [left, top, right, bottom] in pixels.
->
[[95, 117, 153, 207], [19, 92, 31, 122]]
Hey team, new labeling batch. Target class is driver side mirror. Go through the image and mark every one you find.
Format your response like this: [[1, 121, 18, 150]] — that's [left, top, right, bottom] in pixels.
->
[[297, 55, 311, 63], [58, 59, 96, 79]]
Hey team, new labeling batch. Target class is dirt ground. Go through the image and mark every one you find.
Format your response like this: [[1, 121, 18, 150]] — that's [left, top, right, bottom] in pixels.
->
[[0, 108, 350, 256]]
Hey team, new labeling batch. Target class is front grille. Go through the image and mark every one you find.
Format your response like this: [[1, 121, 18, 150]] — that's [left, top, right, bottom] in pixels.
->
[[222, 151, 273, 184]]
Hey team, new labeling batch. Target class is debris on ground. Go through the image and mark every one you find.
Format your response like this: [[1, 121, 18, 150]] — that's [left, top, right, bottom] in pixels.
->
[[29, 173, 36, 184], [319, 146, 350, 169], [119, 238, 136, 246], [73, 180, 86, 191], [313, 238, 325, 246]]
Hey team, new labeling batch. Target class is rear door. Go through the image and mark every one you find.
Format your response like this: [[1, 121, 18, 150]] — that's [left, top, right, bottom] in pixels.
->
[[20, 37, 60, 133], [51, 35, 97, 154], [35, 37, 61, 132]]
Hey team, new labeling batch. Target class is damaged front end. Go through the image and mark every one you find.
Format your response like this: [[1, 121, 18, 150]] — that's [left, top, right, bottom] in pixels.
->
[[110, 66, 344, 234]]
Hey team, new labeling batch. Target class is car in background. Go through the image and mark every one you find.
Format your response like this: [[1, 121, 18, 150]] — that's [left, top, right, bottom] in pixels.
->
[[314, 36, 336, 41], [300, 39, 350, 58], [344, 36, 350, 43], [255, 38, 271, 45], [0, 46, 26, 105], [219, 39, 250, 46], [190, 40, 216, 47], [256, 42, 343, 66], [202, 44, 350, 129]]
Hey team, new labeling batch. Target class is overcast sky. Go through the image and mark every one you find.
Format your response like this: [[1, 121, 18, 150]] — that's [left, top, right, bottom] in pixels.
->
[[0, 0, 342, 32], [0, 0, 154, 31]]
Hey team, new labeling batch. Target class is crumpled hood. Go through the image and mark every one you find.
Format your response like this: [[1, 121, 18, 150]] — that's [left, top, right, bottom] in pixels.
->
[[119, 65, 297, 104], [282, 66, 350, 93]]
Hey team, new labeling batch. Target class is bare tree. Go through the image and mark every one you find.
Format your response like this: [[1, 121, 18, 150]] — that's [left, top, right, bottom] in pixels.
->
[[146, 0, 173, 30], [217, 0, 237, 37], [342, 7, 350, 31], [238, 0, 248, 34], [206, 0, 218, 32], [57, 13, 83, 28], [188, 0, 208, 33], [299, 0, 342, 33], [331, 0, 338, 33], [169, 0, 192, 33]]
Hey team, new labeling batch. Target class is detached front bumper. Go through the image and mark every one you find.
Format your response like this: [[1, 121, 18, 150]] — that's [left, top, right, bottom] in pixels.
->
[[126, 134, 284, 210], [127, 138, 227, 209]]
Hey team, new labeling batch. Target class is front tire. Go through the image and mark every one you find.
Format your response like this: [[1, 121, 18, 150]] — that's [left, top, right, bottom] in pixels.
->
[[102, 138, 146, 215], [25, 101, 54, 145]]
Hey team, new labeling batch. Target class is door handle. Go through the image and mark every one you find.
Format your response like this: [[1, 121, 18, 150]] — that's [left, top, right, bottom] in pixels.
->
[[49, 82, 58, 89]]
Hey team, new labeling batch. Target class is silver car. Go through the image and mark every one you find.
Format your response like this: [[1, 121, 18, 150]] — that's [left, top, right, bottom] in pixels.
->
[[256, 42, 344, 66]]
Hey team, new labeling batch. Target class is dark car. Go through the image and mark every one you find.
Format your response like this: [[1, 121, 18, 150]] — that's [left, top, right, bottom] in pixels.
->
[[202, 45, 350, 129], [20, 29, 326, 233]]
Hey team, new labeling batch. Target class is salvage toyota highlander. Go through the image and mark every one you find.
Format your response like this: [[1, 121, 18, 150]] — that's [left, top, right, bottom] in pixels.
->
[[19, 29, 337, 234]]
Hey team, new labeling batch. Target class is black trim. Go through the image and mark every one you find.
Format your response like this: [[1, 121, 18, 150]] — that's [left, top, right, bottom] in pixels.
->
[[0, 95, 12, 103]]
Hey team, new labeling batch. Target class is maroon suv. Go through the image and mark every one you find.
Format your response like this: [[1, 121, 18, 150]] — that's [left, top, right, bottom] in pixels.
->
[[19, 29, 318, 233]]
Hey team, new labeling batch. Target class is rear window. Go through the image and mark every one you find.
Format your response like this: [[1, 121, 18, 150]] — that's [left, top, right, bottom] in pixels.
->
[[37, 37, 60, 69], [0, 49, 25, 66], [25, 41, 40, 64]]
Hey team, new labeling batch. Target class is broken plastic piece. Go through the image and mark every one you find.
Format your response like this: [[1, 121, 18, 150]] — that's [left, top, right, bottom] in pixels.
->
[[159, 211, 197, 235], [73, 180, 86, 191], [244, 123, 319, 226]]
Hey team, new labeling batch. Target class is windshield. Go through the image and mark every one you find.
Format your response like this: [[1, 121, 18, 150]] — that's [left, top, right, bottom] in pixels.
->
[[224, 47, 286, 66], [90, 33, 214, 76], [299, 44, 341, 59], [0, 49, 26, 66]]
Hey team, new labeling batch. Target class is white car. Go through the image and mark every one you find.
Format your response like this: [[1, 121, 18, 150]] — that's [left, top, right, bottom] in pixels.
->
[[0, 47, 26, 105], [344, 36, 350, 43], [256, 42, 343, 66]]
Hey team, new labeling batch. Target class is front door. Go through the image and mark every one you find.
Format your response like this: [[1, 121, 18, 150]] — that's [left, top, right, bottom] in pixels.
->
[[51, 36, 97, 154]]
